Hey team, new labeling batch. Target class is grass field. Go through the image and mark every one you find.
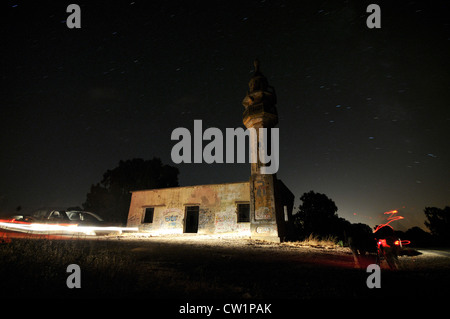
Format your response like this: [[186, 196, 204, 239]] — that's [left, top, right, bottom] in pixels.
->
[[1, 234, 449, 300]]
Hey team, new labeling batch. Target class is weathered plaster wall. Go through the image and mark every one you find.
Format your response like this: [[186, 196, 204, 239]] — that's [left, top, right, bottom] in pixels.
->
[[127, 182, 251, 235]]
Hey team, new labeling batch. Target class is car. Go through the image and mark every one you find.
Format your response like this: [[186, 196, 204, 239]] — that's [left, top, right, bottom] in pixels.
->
[[8, 209, 122, 236], [18, 209, 104, 225], [66, 210, 105, 225]]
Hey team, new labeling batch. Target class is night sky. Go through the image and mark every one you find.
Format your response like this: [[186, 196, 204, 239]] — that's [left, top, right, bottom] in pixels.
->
[[1, 0, 449, 230]]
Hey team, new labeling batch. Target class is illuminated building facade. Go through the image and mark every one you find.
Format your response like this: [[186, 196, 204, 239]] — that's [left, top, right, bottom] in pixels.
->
[[127, 61, 294, 242]]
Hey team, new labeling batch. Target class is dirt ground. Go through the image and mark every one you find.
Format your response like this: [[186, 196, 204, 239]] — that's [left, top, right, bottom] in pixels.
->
[[89, 234, 450, 299], [1, 233, 450, 300]]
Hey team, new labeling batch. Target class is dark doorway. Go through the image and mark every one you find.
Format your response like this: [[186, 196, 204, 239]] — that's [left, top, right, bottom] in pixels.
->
[[237, 203, 250, 222], [184, 206, 199, 233], [143, 207, 154, 224]]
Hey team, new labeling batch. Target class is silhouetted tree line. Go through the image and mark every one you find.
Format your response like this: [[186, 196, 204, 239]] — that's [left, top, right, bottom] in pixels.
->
[[293, 190, 450, 247], [83, 158, 179, 224]]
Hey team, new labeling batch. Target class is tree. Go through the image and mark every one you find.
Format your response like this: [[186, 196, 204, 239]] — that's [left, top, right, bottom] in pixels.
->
[[83, 158, 179, 224], [405, 226, 433, 247], [293, 190, 339, 239], [424, 206, 450, 244]]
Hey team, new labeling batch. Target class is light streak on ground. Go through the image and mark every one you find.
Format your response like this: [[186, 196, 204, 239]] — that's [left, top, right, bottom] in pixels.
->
[[0, 219, 138, 237]]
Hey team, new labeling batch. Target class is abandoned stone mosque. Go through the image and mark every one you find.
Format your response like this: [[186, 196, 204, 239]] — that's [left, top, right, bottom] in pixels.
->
[[127, 61, 295, 242]]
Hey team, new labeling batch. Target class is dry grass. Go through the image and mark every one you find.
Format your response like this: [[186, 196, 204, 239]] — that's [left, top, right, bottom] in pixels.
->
[[283, 234, 339, 249], [0, 237, 140, 297]]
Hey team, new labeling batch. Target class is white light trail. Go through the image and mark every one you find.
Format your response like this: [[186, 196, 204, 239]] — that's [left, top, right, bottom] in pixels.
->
[[0, 220, 138, 236]]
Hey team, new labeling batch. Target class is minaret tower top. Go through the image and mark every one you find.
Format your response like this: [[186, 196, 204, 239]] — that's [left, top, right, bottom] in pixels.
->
[[242, 60, 278, 128]]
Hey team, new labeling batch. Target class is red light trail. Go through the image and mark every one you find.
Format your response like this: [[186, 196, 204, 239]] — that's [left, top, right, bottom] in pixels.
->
[[374, 209, 410, 248], [373, 210, 404, 233]]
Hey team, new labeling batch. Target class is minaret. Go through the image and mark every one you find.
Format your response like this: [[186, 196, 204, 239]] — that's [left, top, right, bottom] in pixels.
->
[[243, 60, 283, 242]]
